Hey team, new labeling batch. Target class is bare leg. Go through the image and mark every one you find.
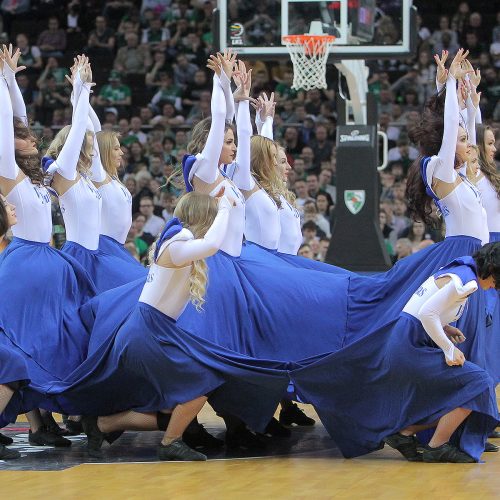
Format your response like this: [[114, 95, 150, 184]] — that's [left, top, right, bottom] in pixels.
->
[[25, 409, 43, 432], [161, 396, 207, 446], [98, 411, 164, 433], [0, 384, 14, 415], [428, 408, 472, 448]]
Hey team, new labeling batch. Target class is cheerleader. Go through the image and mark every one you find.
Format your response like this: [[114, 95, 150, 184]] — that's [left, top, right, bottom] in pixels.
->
[[44, 56, 145, 293], [0, 46, 93, 445], [47, 191, 290, 460], [292, 243, 500, 463]]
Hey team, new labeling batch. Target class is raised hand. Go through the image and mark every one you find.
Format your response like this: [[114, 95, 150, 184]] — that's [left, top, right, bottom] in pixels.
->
[[207, 54, 222, 77], [464, 59, 481, 88], [457, 79, 468, 110], [232, 60, 253, 102], [434, 50, 448, 86], [218, 49, 237, 80], [443, 325, 466, 344], [1, 44, 26, 74], [258, 92, 275, 120], [448, 48, 472, 81]]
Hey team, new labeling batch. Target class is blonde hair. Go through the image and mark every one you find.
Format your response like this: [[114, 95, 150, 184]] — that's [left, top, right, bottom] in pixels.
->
[[174, 192, 218, 310], [250, 136, 284, 208], [278, 145, 297, 205], [96, 130, 121, 177], [46, 126, 93, 176]]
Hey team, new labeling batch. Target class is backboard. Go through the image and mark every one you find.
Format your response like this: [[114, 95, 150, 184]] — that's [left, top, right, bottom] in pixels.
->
[[214, 0, 417, 60]]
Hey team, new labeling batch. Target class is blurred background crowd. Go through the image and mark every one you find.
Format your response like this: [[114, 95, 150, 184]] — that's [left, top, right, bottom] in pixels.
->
[[1, 0, 499, 265]]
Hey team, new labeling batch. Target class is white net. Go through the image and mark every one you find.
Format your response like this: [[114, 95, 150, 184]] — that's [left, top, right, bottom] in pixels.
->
[[283, 36, 335, 91]]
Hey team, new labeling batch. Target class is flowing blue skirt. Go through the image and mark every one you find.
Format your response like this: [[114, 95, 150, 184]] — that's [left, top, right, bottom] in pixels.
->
[[485, 232, 500, 383], [0, 238, 95, 416], [291, 314, 498, 461], [48, 303, 291, 432], [98, 235, 148, 273], [62, 239, 147, 294], [178, 247, 351, 360]]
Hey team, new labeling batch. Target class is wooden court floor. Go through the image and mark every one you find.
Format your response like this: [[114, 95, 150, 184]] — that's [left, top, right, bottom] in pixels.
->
[[1, 398, 500, 500]]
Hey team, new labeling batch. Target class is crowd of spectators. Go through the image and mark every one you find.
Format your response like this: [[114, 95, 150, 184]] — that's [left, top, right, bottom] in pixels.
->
[[1, 0, 499, 265]]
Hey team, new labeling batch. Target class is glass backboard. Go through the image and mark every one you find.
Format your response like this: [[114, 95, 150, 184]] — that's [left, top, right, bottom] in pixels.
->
[[215, 0, 417, 60]]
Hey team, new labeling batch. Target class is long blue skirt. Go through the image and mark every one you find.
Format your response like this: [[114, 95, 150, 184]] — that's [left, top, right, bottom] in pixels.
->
[[62, 239, 147, 294], [178, 248, 351, 360], [48, 303, 291, 432], [485, 232, 500, 383], [291, 314, 499, 461], [0, 238, 94, 382], [98, 235, 148, 273]]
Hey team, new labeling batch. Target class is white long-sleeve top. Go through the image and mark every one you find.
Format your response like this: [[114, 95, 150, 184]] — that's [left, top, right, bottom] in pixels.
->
[[0, 74, 52, 242], [244, 190, 280, 250], [188, 73, 245, 256], [278, 196, 302, 255], [139, 197, 232, 319], [99, 179, 133, 244], [403, 273, 478, 362], [423, 75, 488, 245], [56, 73, 102, 250], [477, 176, 500, 233]]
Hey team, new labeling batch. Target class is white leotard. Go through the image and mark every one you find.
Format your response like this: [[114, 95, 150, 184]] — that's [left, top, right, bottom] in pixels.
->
[[7, 178, 52, 243], [278, 195, 302, 255], [244, 189, 280, 250], [139, 198, 232, 318], [0, 67, 52, 243], [424, 75, 489, 245], [59, 174, 102, 249], [99, 179, 132, 244], [403, 273, 477, 362], [477, 176, 500, 233]]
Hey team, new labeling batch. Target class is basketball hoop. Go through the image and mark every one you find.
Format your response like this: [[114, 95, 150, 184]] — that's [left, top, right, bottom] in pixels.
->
[[283, 34, 335, 91]]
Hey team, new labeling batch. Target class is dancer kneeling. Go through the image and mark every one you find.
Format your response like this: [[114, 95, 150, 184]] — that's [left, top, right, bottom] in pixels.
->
[[49, 190, 290, 461], [293, 243, 500, 463]]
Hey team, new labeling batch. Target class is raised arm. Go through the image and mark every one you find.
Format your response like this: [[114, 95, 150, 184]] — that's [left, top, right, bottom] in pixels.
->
[[0, 70, 18, 182], [254, 92, 275, 140], [2, 46, 27, 125], [218, 49, 236, 123], [231, 61, 255, 192], [433, 49, 471, 182], [167, 196, 232, 266], [190, 56, 227, 186], [53, 67, 91, 181]]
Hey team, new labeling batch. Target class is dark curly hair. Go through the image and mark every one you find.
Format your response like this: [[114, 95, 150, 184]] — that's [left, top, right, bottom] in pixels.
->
[[473, 242, 500, 290], [0, 198, 8, 237], [406, 88, 462, 226], [13, 118, 44, 186]]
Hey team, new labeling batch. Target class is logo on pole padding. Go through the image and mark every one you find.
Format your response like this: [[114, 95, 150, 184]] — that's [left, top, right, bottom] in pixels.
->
[[344, 190, 366, 214]]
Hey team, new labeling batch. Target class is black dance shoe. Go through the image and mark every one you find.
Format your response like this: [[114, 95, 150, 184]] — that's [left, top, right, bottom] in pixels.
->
[[81, 416, 104, 458], [183, 421, 224, 450], [29, 427, 72, 447], [103, 430, 124, 445], [0, 432, 13, 445], [279, 403, 316, 426], [158, 439, 207, 461], [65, 419, 83, 435], [265, 417, 292, 437], [225, 426, 268, 451], [422, 443, 476, 463], [489, 430, 500, 439], [485, 441, 499, 452], [383, 433, 422, 462], [0, 444, 20, 460], [41, 412, 70, 436]]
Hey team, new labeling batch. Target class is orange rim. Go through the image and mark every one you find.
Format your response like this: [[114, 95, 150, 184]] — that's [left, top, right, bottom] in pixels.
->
[[283, 35, 335, 56]]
